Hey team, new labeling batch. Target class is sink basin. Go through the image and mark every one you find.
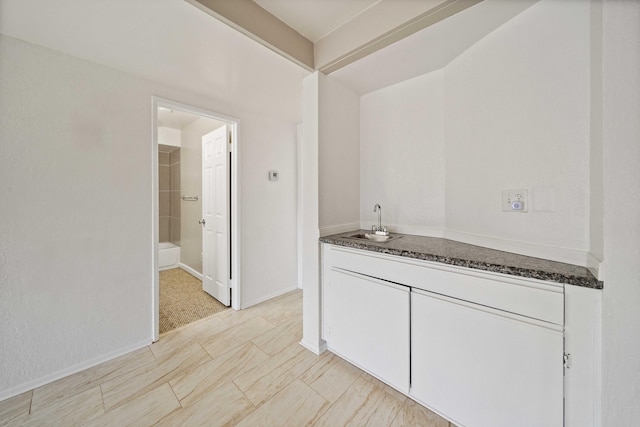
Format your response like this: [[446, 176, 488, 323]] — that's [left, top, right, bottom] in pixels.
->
[[346, 233, 402, 243]]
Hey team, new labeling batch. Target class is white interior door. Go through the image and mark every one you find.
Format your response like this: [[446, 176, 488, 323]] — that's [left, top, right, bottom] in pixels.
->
[[202, 126, 230, 306]]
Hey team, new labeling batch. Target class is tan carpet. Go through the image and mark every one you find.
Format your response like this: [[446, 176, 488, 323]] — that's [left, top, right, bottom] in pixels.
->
[[159, 268, 228, 334]]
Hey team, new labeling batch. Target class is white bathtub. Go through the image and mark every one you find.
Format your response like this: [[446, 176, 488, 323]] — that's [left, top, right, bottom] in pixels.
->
[[158, 242, 180, 270]]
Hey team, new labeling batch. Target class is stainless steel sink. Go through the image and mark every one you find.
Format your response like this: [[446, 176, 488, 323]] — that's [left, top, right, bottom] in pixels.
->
[[346, 233, 403, 243]]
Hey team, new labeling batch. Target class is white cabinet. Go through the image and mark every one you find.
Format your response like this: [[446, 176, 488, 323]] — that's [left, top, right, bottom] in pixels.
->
[[320, 244, 578, 427], [323, 267, 410, 393], [411, 288, 564, 427], [563, 285, 602, 427]]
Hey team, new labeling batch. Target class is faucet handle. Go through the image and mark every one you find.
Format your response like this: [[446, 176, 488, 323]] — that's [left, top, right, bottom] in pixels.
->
[[374, 226, 389, 236]]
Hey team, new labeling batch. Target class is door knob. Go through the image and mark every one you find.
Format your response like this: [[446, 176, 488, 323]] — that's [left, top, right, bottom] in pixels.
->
[[199, 219, 205, 225]]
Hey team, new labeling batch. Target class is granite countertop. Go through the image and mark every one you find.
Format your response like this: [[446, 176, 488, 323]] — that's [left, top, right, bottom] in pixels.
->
[[320, 230, 602, 289]]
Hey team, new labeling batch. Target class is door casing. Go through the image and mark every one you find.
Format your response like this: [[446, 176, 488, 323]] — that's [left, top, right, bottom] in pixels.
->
[[151, 96, 241, 341]]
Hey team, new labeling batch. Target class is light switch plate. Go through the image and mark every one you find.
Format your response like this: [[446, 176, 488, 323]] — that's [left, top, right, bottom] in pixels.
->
[[269, 170, 279, 181], [502, 189, 528, 212]]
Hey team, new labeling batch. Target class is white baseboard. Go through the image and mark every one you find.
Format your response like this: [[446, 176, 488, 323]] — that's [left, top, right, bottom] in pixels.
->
[[241, 285, 299, 310], [0, 339, 151, 402], [319, 222, 360, 237], [179, 263, 203, 280], [299, 339, 327, 355]]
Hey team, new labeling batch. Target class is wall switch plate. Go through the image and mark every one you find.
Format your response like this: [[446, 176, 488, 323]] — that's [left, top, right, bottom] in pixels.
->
[[502, 189, 528, 212], [269, 170, 279, 181]]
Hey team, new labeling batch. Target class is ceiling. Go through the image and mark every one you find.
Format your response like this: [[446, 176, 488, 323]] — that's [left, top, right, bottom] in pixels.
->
[[190, 0, 479, 73], [252, 0, 380, 42], [157, 106, 226, 132], [157, 108, 200, 130], [0, 0, 538, 110], [186, 0, 536, 93], [0, 0, 308, 123], [331, 0, 538, 94], [248, 0, 539, 94]]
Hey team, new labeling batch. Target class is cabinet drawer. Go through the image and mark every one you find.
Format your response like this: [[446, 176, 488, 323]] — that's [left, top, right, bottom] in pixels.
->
[[326, 244, 564, 325]]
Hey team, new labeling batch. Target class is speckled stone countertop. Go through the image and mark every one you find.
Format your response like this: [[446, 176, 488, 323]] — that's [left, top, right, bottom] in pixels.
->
[[320, 230, 602, 289]]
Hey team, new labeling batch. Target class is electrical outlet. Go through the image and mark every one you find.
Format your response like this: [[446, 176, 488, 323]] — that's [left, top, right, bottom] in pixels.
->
[[502, 189, 528, 212]]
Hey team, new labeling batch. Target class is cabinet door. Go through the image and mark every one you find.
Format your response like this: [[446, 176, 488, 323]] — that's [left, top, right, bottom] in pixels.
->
[[411, 289, 563, 427], [324, 267, 410, 393]]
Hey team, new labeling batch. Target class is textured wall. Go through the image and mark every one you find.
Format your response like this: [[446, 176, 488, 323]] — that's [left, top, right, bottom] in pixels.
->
[[601, 0, 640, 424], [0, 34, 299, 397], [0, 35, 154, 396], [356, 1, 592, 265], [360, 70, 445, 233], [444, 0, 590, 253], [318, 72, 361, 232]]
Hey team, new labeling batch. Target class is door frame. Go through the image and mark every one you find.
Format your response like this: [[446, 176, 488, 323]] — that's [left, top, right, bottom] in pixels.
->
[[151, 96, 242, 341]]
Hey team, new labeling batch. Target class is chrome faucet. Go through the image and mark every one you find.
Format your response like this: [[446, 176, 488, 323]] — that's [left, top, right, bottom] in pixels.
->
[[372, 204, 389, 236]]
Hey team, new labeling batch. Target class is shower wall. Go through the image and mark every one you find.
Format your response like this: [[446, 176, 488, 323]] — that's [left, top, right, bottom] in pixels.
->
[[159, 144, 181, 244]]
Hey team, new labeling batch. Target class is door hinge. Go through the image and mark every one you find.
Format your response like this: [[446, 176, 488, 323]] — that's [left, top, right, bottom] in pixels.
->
[[563, 352, 572, 369]]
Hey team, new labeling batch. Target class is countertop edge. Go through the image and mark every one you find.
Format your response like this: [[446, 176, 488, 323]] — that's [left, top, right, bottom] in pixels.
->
[[319, 232, 602, 290]]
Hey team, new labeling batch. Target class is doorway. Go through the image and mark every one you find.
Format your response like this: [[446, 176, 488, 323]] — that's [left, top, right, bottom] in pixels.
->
[[151, 97, 241, 341]]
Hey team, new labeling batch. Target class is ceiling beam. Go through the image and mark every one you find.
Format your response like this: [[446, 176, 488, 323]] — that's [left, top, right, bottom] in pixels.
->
[[186, 0, 483, 75], [317, 0, 483, 74], [185, 0, 315, 71]]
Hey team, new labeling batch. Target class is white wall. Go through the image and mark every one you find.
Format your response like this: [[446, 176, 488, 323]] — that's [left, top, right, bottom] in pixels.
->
[[158, 127, 181, 147], [301, 72, 321, 353], [360, 70, 445, 234], [589, 0, 604, 268], [357, 0, 592, 265], [601, 0, 640, 424], [179, 117, 224, 274], [301, 71, 360, 353], [318, 73, 361, 235], [444, 0, 591, 256], [240, 114, 298, 306], [0, 34, 299, 398]]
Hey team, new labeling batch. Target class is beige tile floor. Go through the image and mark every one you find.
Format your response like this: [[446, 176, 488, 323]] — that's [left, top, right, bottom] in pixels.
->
[[0, 290, 454, 426]]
